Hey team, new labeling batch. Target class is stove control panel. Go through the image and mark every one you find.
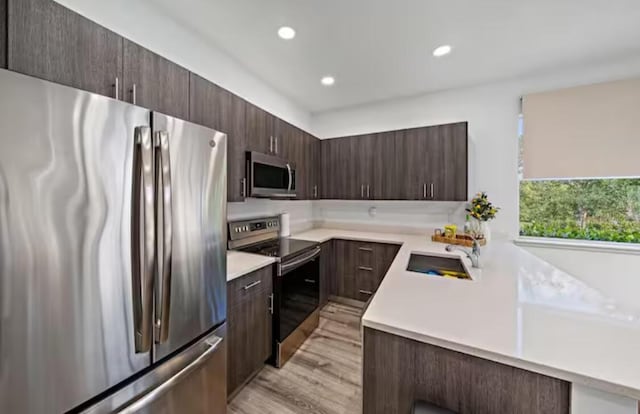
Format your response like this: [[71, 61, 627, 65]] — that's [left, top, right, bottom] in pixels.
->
[[228, 216, 281, 245]]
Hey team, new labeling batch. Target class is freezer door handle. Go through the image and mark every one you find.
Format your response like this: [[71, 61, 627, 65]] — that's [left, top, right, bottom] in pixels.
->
[[132, 126, 156, 353], [118, 334, 224, 413], [155, 130, 173, 344]]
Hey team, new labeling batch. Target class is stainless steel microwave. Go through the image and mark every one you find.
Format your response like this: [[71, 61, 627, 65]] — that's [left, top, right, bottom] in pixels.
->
[[246, 151, 296, 198]]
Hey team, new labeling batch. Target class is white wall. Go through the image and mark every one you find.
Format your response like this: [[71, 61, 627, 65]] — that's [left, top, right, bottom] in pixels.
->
[[312, 55, 640, 239], [54, 0, 311, 132]]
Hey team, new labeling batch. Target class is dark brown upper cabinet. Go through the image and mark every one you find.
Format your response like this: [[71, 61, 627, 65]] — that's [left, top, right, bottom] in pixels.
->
[[189, 73, 247, 202], [246, 103, 275, 155], [395, 122, 468, 201], [371, 132, 397, 200], [437, 122, 468, 201], [245, 106, 314, 200], [7, 0, 123, 98], [122, 40, 189, 120], [394, 126, 432, 200], [323, 122, 468, 201], [307, 133, 321, 199], [282, 123, 307, 198], [351, 134, 375, 200], [321, 136, 354, 199]]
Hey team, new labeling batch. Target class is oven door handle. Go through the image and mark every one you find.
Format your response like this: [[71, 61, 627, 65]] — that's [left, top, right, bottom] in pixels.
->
[[279, 246, 321, 276]]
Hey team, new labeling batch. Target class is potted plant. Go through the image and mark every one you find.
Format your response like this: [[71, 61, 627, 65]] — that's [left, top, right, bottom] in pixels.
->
[[466, 192, 499, 242]]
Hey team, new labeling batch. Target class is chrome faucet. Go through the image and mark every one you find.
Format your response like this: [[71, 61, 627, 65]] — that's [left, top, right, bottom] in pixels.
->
[[446, 236, 481, 268]]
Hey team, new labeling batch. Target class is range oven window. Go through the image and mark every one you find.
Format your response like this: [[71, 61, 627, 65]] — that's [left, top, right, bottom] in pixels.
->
[[275, 258, 319, 342]]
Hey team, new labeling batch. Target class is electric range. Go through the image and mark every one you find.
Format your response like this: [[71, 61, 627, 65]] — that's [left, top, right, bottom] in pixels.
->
[[228, 216, 320, 367]]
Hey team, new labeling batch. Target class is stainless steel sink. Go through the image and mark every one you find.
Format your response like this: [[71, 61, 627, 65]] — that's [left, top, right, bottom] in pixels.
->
[[406, 253, 471, 280]]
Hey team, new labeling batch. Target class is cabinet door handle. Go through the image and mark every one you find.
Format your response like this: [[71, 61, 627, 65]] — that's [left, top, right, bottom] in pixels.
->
[[268, 293, 274, 315], [358, 247, 373, 252], [361, 185, 364, 198], [113, 76, 119, 100], [367, 185, 370, 199], [359, 290, 373, 295], [275, 136, 278, 154], [269, 136, 273, 153], [304, 279, 316, 284], [243, 280, 261, 290], [423, 183, 427, 199], [131, 83, 137, 105], [241, 178, 247, 197], [430, 183, 435, 199], [358, 266, 373, 271], [313, 185, 318, 198]]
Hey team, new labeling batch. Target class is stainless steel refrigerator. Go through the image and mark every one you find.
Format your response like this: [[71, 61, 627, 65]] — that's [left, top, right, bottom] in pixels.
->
[[0, 69, 228, 413]]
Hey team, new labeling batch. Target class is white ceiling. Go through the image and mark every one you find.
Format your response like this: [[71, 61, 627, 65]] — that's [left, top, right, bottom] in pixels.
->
[[148, 0, 640, 113]]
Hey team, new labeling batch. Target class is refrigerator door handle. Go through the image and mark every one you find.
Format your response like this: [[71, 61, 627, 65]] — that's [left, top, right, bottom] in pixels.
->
[[117, 334, 223, 414], [155, 131, 173, 344], [132, 126, 156, 353]]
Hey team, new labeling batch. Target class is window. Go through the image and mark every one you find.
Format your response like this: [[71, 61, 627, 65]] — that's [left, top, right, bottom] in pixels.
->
[[519, 178, 640, 243], [518, 78, 640, 244]]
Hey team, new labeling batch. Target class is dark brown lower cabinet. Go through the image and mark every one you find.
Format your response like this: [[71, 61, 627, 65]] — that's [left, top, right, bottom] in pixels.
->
[[334, 239, 400, 302], [227, 265, 273, 398], [319, 241, 335, 307], [363, 327, 571, 414]]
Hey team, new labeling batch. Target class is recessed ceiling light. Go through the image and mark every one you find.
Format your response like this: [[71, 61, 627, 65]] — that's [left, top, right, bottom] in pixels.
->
[[321, 76, 335, 86], [278, 26, 296, 40], [433, 45, 452, 57]]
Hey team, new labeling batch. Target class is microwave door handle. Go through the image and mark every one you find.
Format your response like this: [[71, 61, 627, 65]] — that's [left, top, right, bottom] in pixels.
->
[[286, 163, 292, 192], [132, 126, 155, 353], [155, 131, 173, 344]]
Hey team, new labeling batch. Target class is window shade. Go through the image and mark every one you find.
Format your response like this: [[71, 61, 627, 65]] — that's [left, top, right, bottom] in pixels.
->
[[522, 77, 640, 179]]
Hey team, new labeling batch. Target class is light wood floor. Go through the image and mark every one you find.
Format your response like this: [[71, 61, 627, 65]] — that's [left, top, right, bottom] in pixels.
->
[[228, 302, 363, 414]]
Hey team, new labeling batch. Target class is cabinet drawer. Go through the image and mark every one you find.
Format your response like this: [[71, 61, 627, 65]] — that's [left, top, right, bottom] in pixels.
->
[[334, 239, 400, 302], [355, 242, 374, 267], [355, 266, 376, 302], [228, 265, 273, 309]]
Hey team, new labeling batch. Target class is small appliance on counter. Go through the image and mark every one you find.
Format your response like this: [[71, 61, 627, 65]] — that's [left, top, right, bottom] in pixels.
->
[[228, 216, 320, 368], [279, 212, 291, 237]]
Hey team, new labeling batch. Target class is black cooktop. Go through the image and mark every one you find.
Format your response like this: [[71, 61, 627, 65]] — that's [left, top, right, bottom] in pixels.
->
[[240, 237, 318, 261]]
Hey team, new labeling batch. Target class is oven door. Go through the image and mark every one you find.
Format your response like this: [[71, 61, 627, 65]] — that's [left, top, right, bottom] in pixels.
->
[[275, 247, 320, 343], [247, 151, 296, 198]]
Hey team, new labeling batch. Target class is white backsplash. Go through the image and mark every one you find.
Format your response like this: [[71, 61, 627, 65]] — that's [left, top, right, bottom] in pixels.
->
[[314, 200, 467, 234], [228, 199, 468, 236], [227, 199, 315, 234]]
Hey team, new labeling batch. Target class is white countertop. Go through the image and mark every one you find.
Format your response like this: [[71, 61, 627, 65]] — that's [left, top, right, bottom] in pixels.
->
[[226, 250, 275, 282], [293, 228, 640, 400]]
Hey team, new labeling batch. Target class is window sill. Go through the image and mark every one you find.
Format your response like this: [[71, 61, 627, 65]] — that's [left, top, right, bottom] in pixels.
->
[[514, 237, 640, 255]]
